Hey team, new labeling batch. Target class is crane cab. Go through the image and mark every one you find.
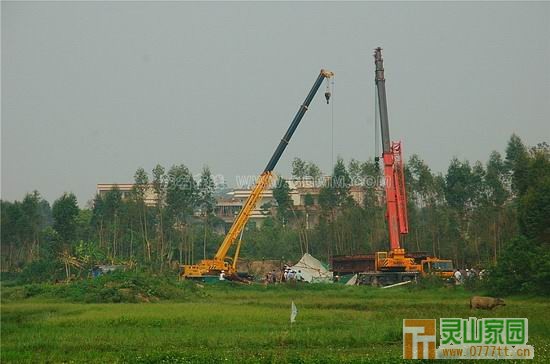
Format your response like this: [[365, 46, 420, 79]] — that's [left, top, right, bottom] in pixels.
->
[[420, 258, 454, 278]]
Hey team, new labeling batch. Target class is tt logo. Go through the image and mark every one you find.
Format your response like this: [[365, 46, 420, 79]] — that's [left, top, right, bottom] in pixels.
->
[[403, 319, 436, 359]]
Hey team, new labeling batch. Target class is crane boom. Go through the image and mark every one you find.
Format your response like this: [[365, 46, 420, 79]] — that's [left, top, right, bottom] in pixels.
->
[[214, 69, 334, 261], [182, 69, 334, 278], [213, 171, 272, 261], [374, 47, 409, 251]]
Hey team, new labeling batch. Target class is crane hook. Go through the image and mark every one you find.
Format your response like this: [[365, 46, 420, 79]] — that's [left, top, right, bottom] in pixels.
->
[[324, 78, 331, 104]]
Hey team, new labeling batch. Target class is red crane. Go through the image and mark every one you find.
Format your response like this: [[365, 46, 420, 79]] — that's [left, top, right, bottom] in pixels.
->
[[374, 47, 409, 253], [331, 48, 454, 286]]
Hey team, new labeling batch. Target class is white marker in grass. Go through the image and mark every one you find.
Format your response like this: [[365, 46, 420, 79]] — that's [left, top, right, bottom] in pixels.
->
[[290, 301, 298, 324]]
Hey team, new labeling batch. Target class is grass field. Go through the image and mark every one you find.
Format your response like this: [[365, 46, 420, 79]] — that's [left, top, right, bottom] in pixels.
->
[[2, 283, 549, 363]]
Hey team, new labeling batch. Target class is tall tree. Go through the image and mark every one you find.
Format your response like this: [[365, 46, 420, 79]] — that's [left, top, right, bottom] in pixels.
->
[[306, 161, 322, 185], [91, 194, 106, 248], [348, 159, 362, 184], [103, 187, 122, 258], [1, 200, 24, 269], [166, 164, 197, 264], [152, 164, 167, 207], [52, 193, 79, 246], [152, 164, 167, 266], [332, 157, 352, 206], [318, 157, 353, 256], [133, 168, 151, 261], [505, 134, 529, 196], [198, 166, 216, 216], [484, 151, 511, 262], [486, 151, 509, 207], [518, 144, 550, 244], [407, 155, 435, 206], [445, 158, 473, 213], [198, 166, 216, 260], [444, 158, 475, 266], [291, 158, 307, 181], [273, 177, 293, 224], [21, 191, 43, 260]]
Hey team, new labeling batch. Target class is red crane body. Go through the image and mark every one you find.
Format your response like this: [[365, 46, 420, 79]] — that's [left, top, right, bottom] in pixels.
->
[[375, 48, 409, 252], [382, 142, 409, 250]]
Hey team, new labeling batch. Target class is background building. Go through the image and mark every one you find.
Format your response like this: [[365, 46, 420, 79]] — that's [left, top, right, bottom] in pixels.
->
[[97, 178, 377, 230], [96, 183, 158, 207]]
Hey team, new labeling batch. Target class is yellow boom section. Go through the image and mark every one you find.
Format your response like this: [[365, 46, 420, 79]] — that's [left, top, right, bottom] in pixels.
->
[[214, 171, 273, 261], [180, 172, 273, 278]]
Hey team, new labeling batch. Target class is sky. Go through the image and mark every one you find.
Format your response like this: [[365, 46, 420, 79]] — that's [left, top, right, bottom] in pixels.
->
[[2, 1, 549, 206]]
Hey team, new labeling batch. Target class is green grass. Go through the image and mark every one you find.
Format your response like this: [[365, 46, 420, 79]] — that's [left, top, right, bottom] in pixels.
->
[[1, 284, 549, 363]]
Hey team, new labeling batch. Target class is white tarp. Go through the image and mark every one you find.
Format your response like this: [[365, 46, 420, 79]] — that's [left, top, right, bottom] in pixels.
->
[[289, 253, 333, 283], [345, 274, 358, 286]]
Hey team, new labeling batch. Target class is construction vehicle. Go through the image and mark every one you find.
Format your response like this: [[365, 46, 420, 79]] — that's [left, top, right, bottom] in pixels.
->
[[332, 48, 452, 286], [181, 69, 334, 280], [331, 252, 454, 284]]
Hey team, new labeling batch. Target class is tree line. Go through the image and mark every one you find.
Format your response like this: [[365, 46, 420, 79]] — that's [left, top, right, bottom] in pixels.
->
[[1, 134, 548, 294]]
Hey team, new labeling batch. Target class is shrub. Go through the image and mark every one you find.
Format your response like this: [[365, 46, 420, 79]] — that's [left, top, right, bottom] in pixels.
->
[[24, 270, 202, 303], [487, 235, 550, 296], [409, 275, 446, 290], [18, 260, 65, 284]]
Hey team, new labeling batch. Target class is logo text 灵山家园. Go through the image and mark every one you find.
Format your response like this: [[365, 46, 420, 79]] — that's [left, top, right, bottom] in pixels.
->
[[403, 318, 534, 359]]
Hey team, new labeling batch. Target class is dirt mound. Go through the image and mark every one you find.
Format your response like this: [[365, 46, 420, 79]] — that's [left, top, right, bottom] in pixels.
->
[[238, 259, 286, 278]]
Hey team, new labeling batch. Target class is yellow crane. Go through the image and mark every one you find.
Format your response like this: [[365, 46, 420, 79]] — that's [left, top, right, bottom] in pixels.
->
[[181, 69, 334, 279]]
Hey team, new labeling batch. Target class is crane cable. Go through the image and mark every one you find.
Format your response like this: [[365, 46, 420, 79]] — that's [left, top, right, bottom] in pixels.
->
[[326, 76, 335, 170]]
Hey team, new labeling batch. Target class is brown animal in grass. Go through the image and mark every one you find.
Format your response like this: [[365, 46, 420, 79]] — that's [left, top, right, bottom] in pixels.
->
[[470, 296, 506, 310]]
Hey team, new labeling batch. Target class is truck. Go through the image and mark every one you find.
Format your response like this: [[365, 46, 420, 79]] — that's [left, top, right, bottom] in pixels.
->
[[331, 252, 454, 286]]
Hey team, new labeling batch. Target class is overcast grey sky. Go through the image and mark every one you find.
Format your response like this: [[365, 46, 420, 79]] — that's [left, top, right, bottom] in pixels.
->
[[2, 1, 549, 205]]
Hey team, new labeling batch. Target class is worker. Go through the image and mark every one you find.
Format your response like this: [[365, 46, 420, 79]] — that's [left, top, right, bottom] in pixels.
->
[[295, 270, 303, 282], [288, 270, 295, 281], [283, 269, 289, 282], [460, 268, 467, 282], [479, 269, 486, 280], [219, 270, 226, 281], [453, 269, 462, 285]]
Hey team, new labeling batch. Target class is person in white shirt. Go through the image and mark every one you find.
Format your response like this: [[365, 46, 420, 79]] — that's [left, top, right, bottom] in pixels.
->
[[453, 269, 462, 285], [219, 270, 225, 281], [287, 270, 295, 281]]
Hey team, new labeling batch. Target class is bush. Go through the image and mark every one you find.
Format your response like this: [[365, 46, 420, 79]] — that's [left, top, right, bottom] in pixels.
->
[[17, 260, 65, 284], [487, 235, 550, 296], [463, 276, 485, 292], [3, 270, 204, 303], [61, 270, 195, 303], [409, 275, 446, 290]]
